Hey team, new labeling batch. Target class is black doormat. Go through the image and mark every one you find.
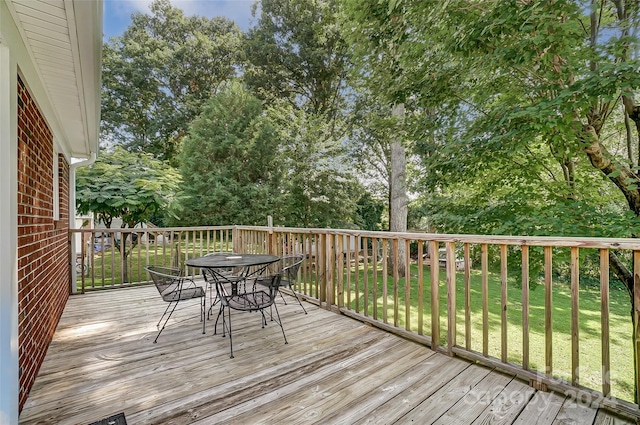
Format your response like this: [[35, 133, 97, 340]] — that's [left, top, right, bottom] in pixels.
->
[[88, 412, 127, 425]]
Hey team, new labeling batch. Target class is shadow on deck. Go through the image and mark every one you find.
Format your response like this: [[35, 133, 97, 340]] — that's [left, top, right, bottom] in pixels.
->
[[19, 285, 634, 425]]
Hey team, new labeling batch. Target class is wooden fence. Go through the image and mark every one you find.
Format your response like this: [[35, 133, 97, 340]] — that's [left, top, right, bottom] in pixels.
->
[[69, 225, 640, 419]]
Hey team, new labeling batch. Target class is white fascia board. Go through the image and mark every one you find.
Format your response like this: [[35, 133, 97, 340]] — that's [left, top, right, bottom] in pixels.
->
[[65, 0, 102, 158]]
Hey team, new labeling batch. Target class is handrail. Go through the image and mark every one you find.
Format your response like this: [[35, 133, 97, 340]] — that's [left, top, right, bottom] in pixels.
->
[[68, 225, 640, 419]]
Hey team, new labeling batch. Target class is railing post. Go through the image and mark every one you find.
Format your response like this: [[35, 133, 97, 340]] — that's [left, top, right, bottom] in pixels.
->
[[266, 216, 274, 255], [233, 225, 240, 253], [326, 232, 335, 308]]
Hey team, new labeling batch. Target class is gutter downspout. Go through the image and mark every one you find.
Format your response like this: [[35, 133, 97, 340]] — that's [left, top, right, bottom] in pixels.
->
[[69, 152, 96, 294]]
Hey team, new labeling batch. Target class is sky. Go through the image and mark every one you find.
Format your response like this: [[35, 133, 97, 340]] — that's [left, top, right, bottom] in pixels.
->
[[102, 0, 257, 39]]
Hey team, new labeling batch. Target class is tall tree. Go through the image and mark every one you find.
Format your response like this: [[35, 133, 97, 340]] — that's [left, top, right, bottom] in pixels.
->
[[101, 0, 243, 164], [175, 83, 281, 226], [264, 100, 361, 228], [243, 0, 350, 116], [243, 0, 360, 228], [343, 1, 413, 275]]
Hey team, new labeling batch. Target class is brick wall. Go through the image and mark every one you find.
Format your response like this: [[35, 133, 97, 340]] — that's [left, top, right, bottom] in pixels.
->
[[17, 76, 70, 411]]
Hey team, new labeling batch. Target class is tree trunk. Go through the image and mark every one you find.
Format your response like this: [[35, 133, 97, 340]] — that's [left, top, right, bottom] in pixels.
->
[[389, 103, 408, 277]]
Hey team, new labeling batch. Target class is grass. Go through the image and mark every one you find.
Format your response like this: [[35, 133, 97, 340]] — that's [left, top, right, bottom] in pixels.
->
[[331, 261, 635, 403], [80, 245, 635, 403], [76, 241, 231, 289]]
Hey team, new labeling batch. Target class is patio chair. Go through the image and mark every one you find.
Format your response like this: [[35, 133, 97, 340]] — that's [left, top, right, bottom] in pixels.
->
[[144, 265, 206, 343], [201, 252, 241, 318], [215, 273, 287, 358], [268, 254, 307, 314]]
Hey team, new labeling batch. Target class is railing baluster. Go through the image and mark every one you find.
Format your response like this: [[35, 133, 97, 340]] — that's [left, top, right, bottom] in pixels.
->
[[382, 239, 388, 325], [545, 245, 553, 376], [522, 245, 530, 370], [430, 240, 439, 351], [405, 239, 411, 331], [364, 237, 370, 318], [392, 238, 398, 327], [634, 250, 640, 405], [346, 235, 352, 310], [372, 238, 378, 321], [501, 244, 508, 363], [482, 243, 488, 356], [110, 231, 116, 288], [446, 241, 456, 356], [337, 234, 344, 309], [418, 241, 424, 336], [464, 243, 471, 350], [571, 246, 580, 386]]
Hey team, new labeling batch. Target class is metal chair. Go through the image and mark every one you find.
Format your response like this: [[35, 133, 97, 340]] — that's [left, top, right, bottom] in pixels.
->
[[200, 252, 240, 318], [144, 265, 206, 343], [215, 273, 287, 358], [275, 254, 307, 314]]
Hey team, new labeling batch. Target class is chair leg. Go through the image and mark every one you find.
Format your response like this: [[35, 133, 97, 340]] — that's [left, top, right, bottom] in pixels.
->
[[208, 284, 221, 319], [289, 288, 308, 314], [226, 307, 234, 358], [271, 302, 288, 345], [201, 297, 206, 335], [154, 301, 179, 343], [214, 304, 224, 335], [157, 302, 173, 328]]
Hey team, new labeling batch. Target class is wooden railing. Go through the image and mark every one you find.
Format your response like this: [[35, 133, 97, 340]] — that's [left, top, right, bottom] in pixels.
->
[[70, 226, 236, 291], [69, 225, 640, 419]]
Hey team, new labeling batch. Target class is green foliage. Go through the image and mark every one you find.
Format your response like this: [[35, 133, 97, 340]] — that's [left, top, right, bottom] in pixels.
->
[[354, 193, 385, 231], [244, 0, 350, 115], [76, 146, 182, 228], [101, 0, 243, 164], [264, 101, 362, 228], [343, 0, 640, 243], [174, 83, 280, 226]]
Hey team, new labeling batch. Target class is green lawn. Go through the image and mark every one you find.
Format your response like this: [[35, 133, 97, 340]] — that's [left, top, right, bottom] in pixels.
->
[[335, 262, 634, 403], [76, 241, 231, 289], [80, 247, 634, 402]]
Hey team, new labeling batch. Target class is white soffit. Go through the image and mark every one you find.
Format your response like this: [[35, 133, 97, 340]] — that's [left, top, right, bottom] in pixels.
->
[[5, 0, 102, 158]]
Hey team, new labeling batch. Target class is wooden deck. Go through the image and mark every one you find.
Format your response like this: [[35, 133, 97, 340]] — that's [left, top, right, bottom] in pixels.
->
[[19, 285, 635, 425]]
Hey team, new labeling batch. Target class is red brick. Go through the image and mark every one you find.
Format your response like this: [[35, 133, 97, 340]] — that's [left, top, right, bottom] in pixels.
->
[[17, 76, 69, 412]]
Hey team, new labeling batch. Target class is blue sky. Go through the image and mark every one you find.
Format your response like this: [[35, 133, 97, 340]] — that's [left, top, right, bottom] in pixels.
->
[[103, 0, 256, 39]]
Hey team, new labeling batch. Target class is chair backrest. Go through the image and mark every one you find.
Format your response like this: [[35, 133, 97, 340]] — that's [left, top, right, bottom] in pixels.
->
[[145, 265, 182, 300], [280, 254, 304, 283], [257, 273, 282, 304], [219, 273, 282, 312]]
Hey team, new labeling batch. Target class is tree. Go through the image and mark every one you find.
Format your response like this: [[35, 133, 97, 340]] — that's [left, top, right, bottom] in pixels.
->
[[101, 0, 243, 164], [264, 100, 361, 228], [342, 1, 413, 275], [360, 0, 640, 398], [175, 83, 281, 226], [76, 146, 181, 280], [243, 0, 350, 116]]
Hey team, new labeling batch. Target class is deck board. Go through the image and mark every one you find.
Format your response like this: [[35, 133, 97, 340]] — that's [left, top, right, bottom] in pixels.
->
[[18, 285, 634, 425]]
